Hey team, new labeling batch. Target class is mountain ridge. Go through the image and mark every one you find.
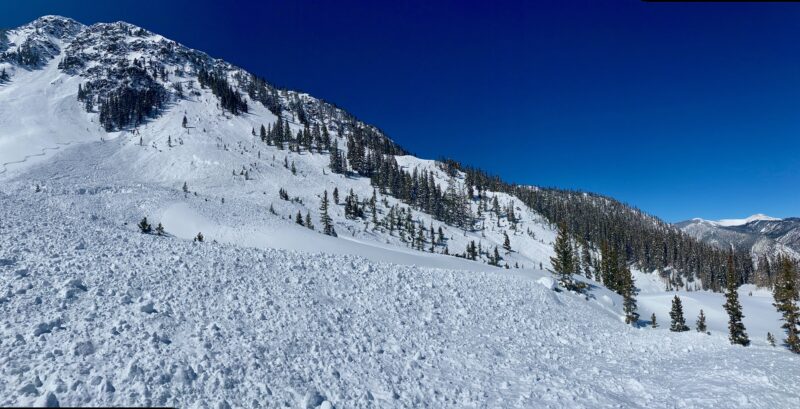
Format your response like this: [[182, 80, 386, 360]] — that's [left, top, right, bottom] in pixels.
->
[[0, 15, 759, 291]]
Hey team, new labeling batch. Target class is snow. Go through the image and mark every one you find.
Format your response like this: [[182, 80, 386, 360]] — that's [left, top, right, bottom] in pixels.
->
[[634, 271, 786, 345], [1, 15, 799, 408], [2, 187, 799, 408], [694, 214, 783, 228]]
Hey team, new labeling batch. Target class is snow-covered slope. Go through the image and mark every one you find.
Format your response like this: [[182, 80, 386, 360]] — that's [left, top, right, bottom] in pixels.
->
[[1, 15, 555, 273], [676, 215, 800, 264], [716, 214, 782, 227], [2, 181, 799, 408], [2, 15, 799, 408]]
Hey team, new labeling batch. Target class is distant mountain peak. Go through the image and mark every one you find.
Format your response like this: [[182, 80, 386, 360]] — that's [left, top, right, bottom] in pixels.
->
[[716, 214, 781, 227]]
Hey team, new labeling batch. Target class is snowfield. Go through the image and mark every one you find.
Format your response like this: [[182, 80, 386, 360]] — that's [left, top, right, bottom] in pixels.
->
[[2, 182, 800, 408], [1, 15, 800, 408]]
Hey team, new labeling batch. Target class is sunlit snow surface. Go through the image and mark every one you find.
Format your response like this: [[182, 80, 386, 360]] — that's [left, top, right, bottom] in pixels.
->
[[1, 20, 799, 408]]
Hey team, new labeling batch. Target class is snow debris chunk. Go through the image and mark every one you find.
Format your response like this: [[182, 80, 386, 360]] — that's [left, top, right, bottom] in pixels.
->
[[73, 340, 95, 356], [61, 278, 87, 299], [537, 276, 556, 290], [34, 391, 60, 407], [139, 301, 156, 314], [33, 318, 63, 336]]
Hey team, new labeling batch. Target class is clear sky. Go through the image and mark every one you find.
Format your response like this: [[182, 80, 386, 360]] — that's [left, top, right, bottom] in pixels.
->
[[4, 0, 800, 222]]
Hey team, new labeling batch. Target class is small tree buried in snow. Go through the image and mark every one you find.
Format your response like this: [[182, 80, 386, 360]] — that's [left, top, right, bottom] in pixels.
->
[[155, 223, 165, 236], [650, 313, 658, 328], [195, 232, 204, 242], [138, 217, 152, 234], [696, 309, 708, 334]]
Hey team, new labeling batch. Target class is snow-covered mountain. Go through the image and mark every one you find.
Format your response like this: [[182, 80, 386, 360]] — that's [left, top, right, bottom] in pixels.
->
[[2, 15, 799, 407], [676, 214, 800, 264]]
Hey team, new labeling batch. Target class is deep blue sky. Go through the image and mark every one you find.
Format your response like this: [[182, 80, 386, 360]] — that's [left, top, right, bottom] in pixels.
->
[[4, 0, 800, 222]]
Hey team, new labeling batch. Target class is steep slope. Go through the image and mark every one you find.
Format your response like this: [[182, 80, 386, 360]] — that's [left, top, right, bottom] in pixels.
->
[[0, 15, 557, 275]]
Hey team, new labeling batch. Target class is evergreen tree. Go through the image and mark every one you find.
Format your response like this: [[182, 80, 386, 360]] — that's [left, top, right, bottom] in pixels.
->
[[488, 246, 501, 266], [320, 190, 336, 236], [600, 241, 619, 292], [724, 252, 750, 346], [650, 313, 658, 328], [138, 217, 152, 234], [696, 309, 708, 334], [669, 295, 690, 332], [197, 68, 248, 114], [503, 232, 511, 252], [767, 332, 776, 347], [550, 222, 575, 289], [182, 115, 187, 128], [155, 222, 165, 236], [195, 232, 204, 242], [295, 211, 304, 226], [305, 212, 314, 230], [772, 257, 800, 353], [370, 190, 378, 226], [620, 264, 639, 325], [333, 187, 339, 205], [581, 244, 593, 280], [182, 182, 189, 194], [416, 225, 426, 251], [260, 124, 267, 141]]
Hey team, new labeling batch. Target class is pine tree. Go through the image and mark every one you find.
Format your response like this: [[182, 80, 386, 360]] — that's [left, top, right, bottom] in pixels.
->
[[550, 222, 575, 290], [138, 217, 152, 234], [620, 264, 639, 325], [182, 115, 187, 128], [182, 182, 189, 194], [669, 295, 689, 332], [195, 232, 204, 242], [320, 190, 336, 236], [767, 332, 776, 347], [581, 244, 593, 280], [503, 232, 511, 252], [696, 309, 708, 334], [305, 211, 314, 230], [333, 187, 339, 205], [416, 225, 426, 251], [772, 257, 800, 353], [600, 241, 619, 292], [724, 252, 750, 346], [295, 211, 304, 226], [650, 313, 658, 328], [155, 222, 165, 236], [489, 246, 501, 266]]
